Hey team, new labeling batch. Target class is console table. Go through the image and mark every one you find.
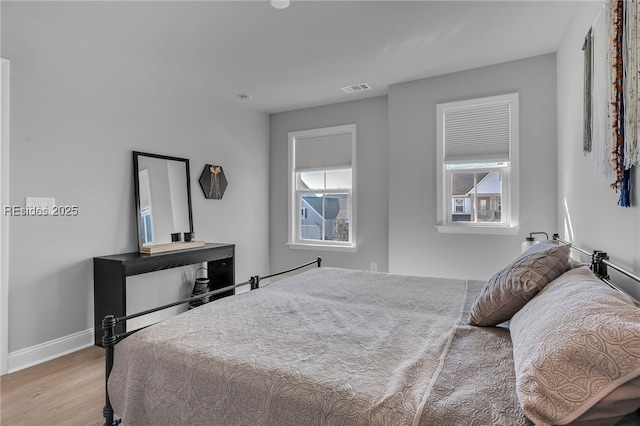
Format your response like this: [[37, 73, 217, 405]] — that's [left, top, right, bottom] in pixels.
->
[[93, 243, 235, 346]]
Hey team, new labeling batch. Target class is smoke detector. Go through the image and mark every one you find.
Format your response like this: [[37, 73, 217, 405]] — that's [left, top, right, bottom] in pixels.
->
[[341, 83, 371, 94], [270, 0, 290, 9]]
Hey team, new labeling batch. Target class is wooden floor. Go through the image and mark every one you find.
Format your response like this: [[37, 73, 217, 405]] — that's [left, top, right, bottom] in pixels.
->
[[0, 346, 104, 426]]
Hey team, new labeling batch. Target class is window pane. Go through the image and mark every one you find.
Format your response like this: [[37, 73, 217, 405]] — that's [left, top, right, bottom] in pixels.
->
[[141, 213, 153, 245], [299, 171, 324, 190], [450, 170, 502, 223], [451, 173, 474, 222], [326, 169, 352, 189], [475, 171, 502, 222], [300, 194, 322, 240], [327, 193, 350, 241], [299, 193, 350, 242]]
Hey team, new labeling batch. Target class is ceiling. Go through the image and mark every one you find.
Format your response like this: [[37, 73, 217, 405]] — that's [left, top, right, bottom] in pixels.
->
[[3, 0, 584, 114]]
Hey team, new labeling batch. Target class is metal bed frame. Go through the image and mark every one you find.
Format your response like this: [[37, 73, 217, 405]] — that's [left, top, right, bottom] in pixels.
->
[[100, 240, 640, 426], [101, 257, 322, 426], [552, 234, 640, 304]]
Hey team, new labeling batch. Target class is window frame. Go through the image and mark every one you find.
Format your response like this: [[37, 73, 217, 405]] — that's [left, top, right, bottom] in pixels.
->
[[436, 93, 520, 235], [287, 124, 357, 251], [445, 164, 509, 225]]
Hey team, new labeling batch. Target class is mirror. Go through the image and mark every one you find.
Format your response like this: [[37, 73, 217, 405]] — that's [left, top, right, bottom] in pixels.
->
[[133, 151, 195, 252]]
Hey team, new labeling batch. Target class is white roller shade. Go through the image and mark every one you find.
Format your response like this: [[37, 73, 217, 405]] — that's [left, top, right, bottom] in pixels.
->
[[444, 102, 511, 163], [294, 132, 352, 172]]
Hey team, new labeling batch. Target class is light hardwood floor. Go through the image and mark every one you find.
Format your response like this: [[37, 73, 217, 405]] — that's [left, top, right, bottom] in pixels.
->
[[1, 346, 104, 425]]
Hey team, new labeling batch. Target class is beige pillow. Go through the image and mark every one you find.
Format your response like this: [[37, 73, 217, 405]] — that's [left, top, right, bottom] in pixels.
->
[[510, 267, 640, 425], [468, 240, 570, 326]]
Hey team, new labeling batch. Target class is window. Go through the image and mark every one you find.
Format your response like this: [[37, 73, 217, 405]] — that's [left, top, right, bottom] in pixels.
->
[[288, 124, 356, 251], [436, 93, 519, 234], [454, 198, 465, 213], [138, 169, 154, 245]]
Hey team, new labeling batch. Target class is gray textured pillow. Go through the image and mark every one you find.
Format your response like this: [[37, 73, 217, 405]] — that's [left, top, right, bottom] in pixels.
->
[[468, 240, 570, 326], [510, 267, 640, 425]]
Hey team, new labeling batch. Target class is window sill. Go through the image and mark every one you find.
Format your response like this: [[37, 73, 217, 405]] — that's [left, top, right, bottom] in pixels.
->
[[436, 225, 520, 235], [287, 243, 357, 253]]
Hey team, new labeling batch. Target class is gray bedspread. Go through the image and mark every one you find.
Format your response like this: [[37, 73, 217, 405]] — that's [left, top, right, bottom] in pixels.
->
[[108, 267, 528, 425]]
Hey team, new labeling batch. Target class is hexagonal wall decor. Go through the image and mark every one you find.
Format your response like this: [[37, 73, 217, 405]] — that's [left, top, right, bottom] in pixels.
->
[[199, 165, 227, 199]]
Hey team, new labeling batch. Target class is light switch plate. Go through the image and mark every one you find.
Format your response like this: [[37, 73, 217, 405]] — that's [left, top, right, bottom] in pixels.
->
[[25, 197, 56, 209]]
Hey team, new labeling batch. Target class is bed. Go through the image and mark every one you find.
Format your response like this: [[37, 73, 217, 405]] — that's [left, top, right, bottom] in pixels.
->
[[103, 240, 640, 426]]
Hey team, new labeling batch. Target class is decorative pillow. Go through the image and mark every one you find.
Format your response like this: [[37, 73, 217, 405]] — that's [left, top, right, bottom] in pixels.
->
[[510, 267, 640, 425], [468, 240, 570, 326]]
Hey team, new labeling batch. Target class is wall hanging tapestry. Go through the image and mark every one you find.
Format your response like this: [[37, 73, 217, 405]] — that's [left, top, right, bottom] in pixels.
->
[[584, 0, 639, 207]]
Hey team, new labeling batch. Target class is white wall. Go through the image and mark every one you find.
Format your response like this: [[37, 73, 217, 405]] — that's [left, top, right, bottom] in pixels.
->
[[388, 54, 558, 280], [270, 97, 389, 273], [557, 1, 640, 301], [2, 3, 270, 365]]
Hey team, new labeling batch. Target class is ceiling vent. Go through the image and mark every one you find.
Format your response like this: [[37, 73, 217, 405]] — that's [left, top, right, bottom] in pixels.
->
[[341, 83, 371, 93]]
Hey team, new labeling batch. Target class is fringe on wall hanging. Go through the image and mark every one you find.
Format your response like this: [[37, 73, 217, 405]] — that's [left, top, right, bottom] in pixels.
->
[[585, 0, 639, 207], [584, 28, 593, 153], [589, 2, 615, 182], [623, 0, 639, 169]]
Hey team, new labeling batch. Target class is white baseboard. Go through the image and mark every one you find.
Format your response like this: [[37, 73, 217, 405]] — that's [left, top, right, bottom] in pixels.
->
[[7, 328, 94, 374]]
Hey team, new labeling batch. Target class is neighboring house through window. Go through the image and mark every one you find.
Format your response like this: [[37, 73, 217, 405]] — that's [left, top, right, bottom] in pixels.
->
[[288, 124, 356, 251], [436, 93, 519, 234]]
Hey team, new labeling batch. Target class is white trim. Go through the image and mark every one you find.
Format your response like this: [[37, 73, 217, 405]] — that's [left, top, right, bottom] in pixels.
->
[[436, 93, 519, 234], [287, 242, 358, 253], [0, 59, 9, 376], [7, 328, 95, 374], [288, 124, 357, 249], [436, 225, 520, 235]]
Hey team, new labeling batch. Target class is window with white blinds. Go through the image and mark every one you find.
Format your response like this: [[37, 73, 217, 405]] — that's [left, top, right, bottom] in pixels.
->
[[294, 132, 352, 172], [288, 124, 356, 250], [436, 93, 520, 234], [443, 102, 511, 163]]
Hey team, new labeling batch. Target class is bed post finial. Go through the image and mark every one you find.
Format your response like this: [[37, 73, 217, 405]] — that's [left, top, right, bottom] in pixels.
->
[[592, 251, 610, 280], [250, 275, 261, 290], [102, 314, 121, 425]]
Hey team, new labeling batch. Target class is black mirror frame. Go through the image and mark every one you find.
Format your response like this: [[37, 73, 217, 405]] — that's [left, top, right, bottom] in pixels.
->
[[133, 151, 194, 248]]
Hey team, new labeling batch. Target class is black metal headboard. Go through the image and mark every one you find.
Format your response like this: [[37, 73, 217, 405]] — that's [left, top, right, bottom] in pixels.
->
[[552, 234, 640, 305]]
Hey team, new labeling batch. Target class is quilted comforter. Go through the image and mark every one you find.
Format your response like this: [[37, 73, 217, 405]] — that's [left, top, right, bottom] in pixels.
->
[[108, 267, 528, 425]]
